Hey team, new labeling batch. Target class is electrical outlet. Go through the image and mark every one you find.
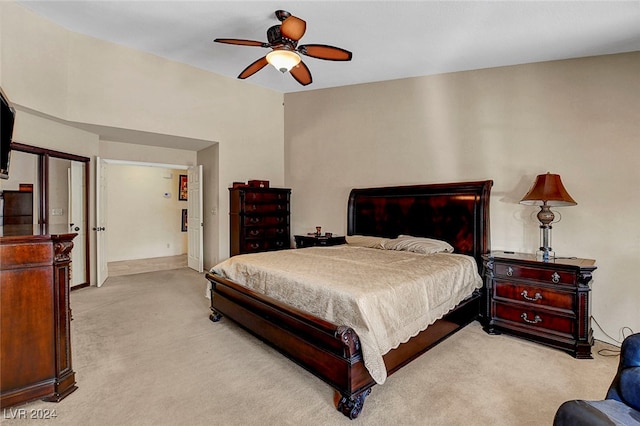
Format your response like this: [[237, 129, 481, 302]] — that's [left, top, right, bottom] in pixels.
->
[[51, 208, 63, 216]]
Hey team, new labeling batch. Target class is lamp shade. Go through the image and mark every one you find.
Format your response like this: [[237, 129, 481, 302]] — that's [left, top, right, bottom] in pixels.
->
[[266, 50, 301, 73], [520, 173, 577, 206]]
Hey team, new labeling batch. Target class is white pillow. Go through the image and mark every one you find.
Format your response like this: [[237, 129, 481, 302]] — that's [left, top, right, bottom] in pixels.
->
[[345, 235, 390, 249], [383, 235, 454, 254]]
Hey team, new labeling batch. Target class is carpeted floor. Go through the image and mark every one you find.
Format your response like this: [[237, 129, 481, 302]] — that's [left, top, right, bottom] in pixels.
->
[[107, 254, 187, 277], [4, 267, 619, 425]]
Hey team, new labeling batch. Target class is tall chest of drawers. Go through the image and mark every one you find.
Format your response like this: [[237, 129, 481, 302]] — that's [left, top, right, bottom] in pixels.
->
[[229, 187, 291, 256], [483, 252, 597, 359]]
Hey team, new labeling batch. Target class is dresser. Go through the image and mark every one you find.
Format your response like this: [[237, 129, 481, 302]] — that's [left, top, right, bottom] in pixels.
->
[[229, 187, 291, 256], [483, 251, 597, 359], [0, 230, 77, 408]]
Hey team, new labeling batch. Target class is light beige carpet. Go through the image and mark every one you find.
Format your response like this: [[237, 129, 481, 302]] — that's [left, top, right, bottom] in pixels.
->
[[4, 267, 619, 425], [107, 254, 187, 277]]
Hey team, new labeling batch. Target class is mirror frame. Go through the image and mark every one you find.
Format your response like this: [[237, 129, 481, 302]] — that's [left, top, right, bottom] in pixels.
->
[[11, 142, 91, 288]]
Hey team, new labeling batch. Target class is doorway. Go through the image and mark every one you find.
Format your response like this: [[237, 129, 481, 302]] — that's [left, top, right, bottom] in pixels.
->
[[96, 159, 202, 286]]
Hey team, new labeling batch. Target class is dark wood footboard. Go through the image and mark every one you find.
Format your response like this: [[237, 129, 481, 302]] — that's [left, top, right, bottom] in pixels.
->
[[207, 272, 374, 418], [206, 272, 481, 419]]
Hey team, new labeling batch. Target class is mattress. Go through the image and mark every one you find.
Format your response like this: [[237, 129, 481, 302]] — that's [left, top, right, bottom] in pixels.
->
[[211, 245, 482, 384]]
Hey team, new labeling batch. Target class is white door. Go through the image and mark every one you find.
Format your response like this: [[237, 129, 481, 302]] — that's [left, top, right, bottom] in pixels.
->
[[187, 165, 203, 273], [95, 157, 109, 287], [68, 161, 86, 286]]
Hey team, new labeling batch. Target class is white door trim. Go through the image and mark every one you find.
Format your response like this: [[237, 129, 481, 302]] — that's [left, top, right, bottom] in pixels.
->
[[187, 165, 203, 273], [95, 157, 108, 287]]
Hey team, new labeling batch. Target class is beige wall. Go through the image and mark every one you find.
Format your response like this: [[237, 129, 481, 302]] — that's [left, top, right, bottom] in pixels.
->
[[284, 52, 640, 345], [1, 2, 285, 273], [106, 164, 187, 262], [0, 150, 38, 194]]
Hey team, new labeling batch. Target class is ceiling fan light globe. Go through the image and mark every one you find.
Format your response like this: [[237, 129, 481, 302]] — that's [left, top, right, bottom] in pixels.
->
[[266, 50, 301, 73]]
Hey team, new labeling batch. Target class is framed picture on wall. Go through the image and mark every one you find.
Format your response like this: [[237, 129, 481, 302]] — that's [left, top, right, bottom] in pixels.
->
[[179, 175, 188, 201], [181, 209, 188, 232]]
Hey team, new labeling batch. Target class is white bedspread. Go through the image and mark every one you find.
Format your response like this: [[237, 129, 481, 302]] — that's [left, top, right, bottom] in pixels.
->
[[211, 245, 482, 384]]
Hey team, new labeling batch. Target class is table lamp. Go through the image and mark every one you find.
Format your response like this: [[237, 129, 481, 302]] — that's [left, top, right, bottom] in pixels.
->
[[520, 173, 577, 262]]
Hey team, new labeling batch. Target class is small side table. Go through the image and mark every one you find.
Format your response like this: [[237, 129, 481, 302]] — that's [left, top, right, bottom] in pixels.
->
[[294, 234, 346, 248], [483, 251, 597, 359]]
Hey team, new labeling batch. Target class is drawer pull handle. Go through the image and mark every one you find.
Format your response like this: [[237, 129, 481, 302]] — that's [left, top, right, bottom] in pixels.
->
[[506, 266, 514, 277], [551, 272, 560, 283], [521, 290, 542, 302], [521, 313, 542, 324]]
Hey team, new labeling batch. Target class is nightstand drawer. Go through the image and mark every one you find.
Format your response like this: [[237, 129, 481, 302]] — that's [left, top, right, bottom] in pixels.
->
[[494, 262, 576, 286], [494, 281, 574, 311], [493, 302, 574, 335]]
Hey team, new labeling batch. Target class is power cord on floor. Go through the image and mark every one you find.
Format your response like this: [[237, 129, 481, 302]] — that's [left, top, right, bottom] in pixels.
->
[[591, 315, 635, 357]]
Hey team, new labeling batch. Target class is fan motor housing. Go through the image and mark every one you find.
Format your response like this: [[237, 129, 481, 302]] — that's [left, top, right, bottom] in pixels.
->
[[267, 25, 296, 48]]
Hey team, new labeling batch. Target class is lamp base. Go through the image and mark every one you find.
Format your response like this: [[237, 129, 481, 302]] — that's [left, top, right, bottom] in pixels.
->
[[536, 249, 555, 263], [537, 222, 553, 262]]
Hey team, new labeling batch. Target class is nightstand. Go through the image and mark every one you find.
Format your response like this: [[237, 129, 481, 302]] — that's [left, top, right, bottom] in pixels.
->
[[294, 234, 346, 248], [482, 251, 597, 359]]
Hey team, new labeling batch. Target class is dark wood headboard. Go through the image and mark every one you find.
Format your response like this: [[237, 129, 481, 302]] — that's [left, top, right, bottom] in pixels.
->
[[347, 180, 493, 268]]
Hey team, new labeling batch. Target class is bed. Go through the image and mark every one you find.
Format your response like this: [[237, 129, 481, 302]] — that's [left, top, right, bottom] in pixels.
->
[[205, 180, 492, 419]]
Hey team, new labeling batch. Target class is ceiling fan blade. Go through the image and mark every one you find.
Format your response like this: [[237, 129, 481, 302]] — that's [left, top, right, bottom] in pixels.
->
[[297, 44, 352, 61], [238, 56, 269, 79], [290, 61, 312, 86], [214, 38, 269, 48], [280, 16, 306, 41]]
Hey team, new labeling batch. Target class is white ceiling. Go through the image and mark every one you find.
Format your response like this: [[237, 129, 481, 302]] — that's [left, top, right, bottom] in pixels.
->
[[17, 1, 640, 94]]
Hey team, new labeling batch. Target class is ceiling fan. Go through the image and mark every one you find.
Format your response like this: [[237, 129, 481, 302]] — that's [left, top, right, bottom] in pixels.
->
[[214, 10, 352, 86]]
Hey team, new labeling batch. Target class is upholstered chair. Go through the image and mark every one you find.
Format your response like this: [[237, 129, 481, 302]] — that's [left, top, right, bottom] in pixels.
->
[[553, 333, 640, 425]]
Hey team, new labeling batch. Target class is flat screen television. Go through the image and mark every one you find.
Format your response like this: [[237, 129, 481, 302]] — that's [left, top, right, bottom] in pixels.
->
[[0, 86, 16, 180]]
